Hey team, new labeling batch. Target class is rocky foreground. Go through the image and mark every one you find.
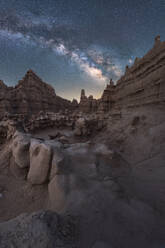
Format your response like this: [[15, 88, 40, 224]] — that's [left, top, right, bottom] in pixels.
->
[[0, 103, 165, 248]]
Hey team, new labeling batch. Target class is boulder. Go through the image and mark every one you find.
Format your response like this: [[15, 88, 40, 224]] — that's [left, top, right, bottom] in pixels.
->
[[74, 117, 87, 136], [11, 131, 30, 168], [27, 139, 52, 185]]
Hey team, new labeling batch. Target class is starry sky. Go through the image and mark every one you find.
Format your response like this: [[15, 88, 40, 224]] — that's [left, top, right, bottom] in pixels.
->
[[0, 0, 165, 100]]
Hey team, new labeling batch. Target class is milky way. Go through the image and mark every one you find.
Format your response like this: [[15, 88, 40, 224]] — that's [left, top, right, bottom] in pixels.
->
[[0, 0, 164, 100]]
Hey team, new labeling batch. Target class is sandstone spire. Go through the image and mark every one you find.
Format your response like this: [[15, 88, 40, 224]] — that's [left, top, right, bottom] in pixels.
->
[[154, 35, 161, 47]]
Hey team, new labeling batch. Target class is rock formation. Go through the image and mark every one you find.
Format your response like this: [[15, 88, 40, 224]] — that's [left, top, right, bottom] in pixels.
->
[[0, 36, 165, 248], [79, 36, 165, 113], [0, 70, 78, 119], [99, 36, 165, 112], [79, 89, 98, 112], [99, 79, 116, 112]]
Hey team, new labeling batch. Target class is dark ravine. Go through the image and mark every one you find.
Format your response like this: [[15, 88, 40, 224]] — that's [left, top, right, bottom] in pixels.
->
[[0, 37, 165, 248]]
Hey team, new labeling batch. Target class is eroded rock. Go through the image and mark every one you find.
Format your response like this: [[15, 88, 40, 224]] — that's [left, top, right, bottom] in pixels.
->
[[27, 139, 52, 184], [11, 131, 30, 168]]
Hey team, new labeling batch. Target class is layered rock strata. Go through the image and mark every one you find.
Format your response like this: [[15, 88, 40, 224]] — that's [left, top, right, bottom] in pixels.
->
[[79, 36, 165, 112], [79, 89, 98, 113], [0, 70, 78, 119]]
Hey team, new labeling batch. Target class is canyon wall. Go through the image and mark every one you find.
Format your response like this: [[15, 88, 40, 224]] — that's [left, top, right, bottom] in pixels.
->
[[79, 36, 165, 112], [0, 70, 78, 119]]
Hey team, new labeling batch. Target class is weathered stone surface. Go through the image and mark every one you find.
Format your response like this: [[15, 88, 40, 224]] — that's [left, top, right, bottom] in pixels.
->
[[98, 36, 165, 112], [27, 139, 52, 184], [79, 89, 98, 112], [48, 174, 71, 212], [0, 120, 17, 142], [49, 149, 66, 180], [0, 70, 77, 119], [66, 143, 97, 179], [74, 117, 87, 136], [11, 131, 30, 168], [0, 210, 78, 248], [78, 37, 165, 113]]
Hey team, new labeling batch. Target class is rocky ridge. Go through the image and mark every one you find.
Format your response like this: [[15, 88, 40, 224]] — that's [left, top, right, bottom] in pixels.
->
[[0, 70, 78, 119], [79, 36, 165, 112]]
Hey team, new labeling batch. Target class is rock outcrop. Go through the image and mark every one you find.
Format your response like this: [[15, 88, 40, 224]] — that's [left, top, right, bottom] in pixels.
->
[[79, 36, 165, 113], [27, 139, 52, 184], [99, 36, 165, 112], [0, 70, 78, 119], [79, 89, 98, 113], [11, 131, 30, 168]]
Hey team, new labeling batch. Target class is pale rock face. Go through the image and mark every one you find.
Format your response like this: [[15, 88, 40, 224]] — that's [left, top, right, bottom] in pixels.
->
[[11, 131, 30, 168], [94, 143, 114, 157], [48, 174, 77, 212], [49, 149, 65, 180], [66, 143, 97, 179], [27, 139, 52, 184], [75, 117, 86, 136], [74, 117, 87, 136]]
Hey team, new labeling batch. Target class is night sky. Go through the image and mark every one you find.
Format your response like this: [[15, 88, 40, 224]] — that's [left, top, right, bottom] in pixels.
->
[[0, 0, 165, 100]]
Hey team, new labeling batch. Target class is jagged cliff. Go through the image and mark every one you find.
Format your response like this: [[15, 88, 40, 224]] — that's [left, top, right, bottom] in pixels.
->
[[79, 36, 165, 112], [0, 70, 77, 119], [79, 89, 98, 112]]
